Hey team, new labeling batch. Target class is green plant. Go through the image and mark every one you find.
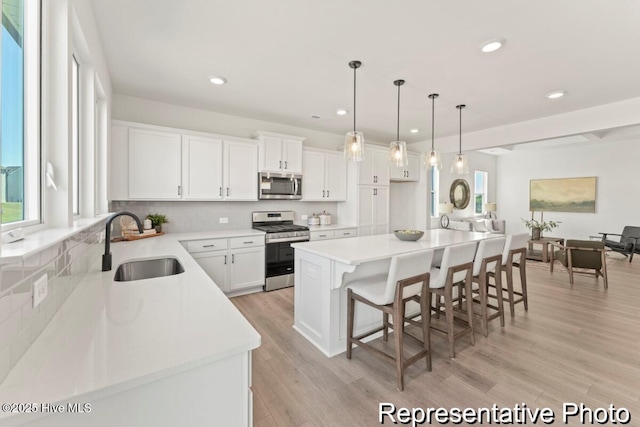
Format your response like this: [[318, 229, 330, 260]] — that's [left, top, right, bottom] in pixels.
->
[[146, 213, 168, 228], [521, 217, 560, 232]]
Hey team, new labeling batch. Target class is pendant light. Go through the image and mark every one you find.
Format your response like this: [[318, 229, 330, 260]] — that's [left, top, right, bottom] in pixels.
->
[[344, 60, 365, 162], [425, 93, 442, 170], [451, 104, 469, 174], [389, 79, 408, 167]]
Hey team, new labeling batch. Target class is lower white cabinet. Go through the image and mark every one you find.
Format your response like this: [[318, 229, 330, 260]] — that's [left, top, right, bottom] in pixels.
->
[[187, 235, 265, 293]]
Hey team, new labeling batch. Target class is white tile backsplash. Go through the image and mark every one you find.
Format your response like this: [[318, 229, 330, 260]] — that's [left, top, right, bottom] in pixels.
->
[[0, 220, 107, 383]]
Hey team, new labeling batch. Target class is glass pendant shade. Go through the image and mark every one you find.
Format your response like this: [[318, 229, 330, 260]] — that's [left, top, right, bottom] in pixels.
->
[[344, 131, 365, 161], [426, 149, 442, 170], [389, 140, 408, 167], [451, 153, 469, 174]]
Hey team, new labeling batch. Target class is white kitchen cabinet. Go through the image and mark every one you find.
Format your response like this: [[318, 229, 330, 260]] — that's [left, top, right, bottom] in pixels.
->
[[186, 234, 265, 295], [390, 153, 420, 182], [358, 146, 390, 186], [357, 186, 389, 236], [254, 131, 305, 174], [182, 135, 224, 200], [310, 227, 357, 241], [128, 128, 182, 199], [224, 139, 258, 200], [301, 148, 347, 201]]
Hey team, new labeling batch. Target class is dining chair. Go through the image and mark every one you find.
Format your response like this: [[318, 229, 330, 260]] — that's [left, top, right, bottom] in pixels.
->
[[346, 249, 434, 391], [464, 237, 506, 337], [427, 241, 478, 359], [489, 233, 529, 317]]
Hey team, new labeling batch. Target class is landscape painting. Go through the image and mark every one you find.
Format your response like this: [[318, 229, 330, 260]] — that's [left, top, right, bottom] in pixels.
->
[[530, 177, 597, 213]]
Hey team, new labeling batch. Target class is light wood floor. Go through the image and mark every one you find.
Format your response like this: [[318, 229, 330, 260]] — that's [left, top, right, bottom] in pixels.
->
[[232, 256, 640, 426]]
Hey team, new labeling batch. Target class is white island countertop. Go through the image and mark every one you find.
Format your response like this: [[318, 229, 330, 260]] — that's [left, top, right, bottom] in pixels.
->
[[0, 233, 261, 422], [292, 229, 501, 265]]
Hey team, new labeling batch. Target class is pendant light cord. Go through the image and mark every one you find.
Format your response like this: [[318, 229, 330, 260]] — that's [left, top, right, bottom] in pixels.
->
[[431, 96, 435, 151], [458, 105, 463, 155], [396, 84, 400, 141], [353, 67, 357, 133]]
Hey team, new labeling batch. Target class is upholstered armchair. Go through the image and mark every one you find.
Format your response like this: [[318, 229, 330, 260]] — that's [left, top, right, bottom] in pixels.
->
[[599, 226, 640, 262], [549, 240, 609, 288]]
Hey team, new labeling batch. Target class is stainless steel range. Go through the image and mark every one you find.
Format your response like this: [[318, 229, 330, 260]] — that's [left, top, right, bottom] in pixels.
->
[[252, 211, 310, 291]]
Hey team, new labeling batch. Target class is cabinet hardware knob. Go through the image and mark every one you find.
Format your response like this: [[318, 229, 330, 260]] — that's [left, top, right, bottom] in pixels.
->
[[279, 160, 282, 169], [224, 255, 227, 264], [244, 241, 253, 244], [219, 187, 222, 197], [323, 190, 325, 198], [203, 244, 216, 248], [327, 190, 330, 197], [285, 161, 288, 169], [178, 185, 181, 196], [232, 254, 235, 263], [227, 187, 230, 196]]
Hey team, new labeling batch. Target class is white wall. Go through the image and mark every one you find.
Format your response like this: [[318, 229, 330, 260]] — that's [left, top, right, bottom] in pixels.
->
[[113, 94, 386, 151], [497, 139, 640, 240]]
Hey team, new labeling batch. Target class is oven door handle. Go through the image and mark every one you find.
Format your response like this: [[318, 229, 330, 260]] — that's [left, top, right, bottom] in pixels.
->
[[267, 236, 310, 244]]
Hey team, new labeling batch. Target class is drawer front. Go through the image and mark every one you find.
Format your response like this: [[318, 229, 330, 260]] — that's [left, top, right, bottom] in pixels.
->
[[186, 238, 228, 253], [335, 228, 357, 239], [310, 230, 335, 241], [229, 235, 265, 249]]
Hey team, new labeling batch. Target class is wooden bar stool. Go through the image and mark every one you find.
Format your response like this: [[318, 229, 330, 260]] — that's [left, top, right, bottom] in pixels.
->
[[346, 250, 434, 391], [489, 233, 529, 317], [463, 237, 506, 337], [427, 242, 478, 359]]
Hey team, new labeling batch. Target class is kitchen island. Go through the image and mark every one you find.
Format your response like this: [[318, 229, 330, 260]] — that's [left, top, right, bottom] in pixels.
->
[[291, 230, 500, 357], [0, 233, 261, 427]]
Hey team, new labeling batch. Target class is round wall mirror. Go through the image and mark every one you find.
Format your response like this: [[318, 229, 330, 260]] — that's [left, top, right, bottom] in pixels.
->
[[449, 179, 471, 209]]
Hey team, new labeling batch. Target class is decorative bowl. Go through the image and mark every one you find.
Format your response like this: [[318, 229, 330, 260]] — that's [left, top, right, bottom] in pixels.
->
[[393, 230, 424, 241]]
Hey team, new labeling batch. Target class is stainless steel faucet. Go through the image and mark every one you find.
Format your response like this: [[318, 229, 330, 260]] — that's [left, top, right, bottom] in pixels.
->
[[102, 212, 144, 271]]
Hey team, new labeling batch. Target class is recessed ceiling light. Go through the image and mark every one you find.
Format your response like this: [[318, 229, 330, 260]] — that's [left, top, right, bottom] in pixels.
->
[[410, 128, 419, 134], [546, 90, 566, 99], [336, 109, 348, 116], [480, 38, 505, 53], [209, 76, 227, 85]]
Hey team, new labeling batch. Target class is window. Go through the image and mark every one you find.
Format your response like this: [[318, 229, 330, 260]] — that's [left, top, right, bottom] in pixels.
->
[[71, 55, 80, 215], [474, 170, 488, 214], [430, 167, 439, 217], [1, 0, 40, 228]]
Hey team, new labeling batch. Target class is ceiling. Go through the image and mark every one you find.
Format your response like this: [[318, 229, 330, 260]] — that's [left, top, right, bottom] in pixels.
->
[[90, 0, 640, 145]]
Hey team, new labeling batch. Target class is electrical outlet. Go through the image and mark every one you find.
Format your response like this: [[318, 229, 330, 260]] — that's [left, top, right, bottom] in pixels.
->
[[301, 215, 308, 221], [33, 274, 48, 308], [219, 217, 229, 224]]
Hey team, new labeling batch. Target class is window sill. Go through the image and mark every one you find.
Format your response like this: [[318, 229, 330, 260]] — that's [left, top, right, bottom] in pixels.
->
[[0, 215, 110, 264]]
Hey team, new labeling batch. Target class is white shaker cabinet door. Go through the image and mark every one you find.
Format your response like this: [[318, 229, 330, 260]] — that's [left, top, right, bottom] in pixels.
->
[[225, 140, 258, 200], [129, 128, 182, 199], [228, 247, 265, 291], [182, 135, 223, 200], [191, 251, 229, 292], [301, 150, 325, 200], [374, 186, 389, 229], [259, 136, 284, 173], [282, 139, 303, 174]]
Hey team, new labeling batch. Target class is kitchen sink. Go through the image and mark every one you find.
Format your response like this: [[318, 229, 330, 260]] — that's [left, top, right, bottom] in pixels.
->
[[114, 257, 185, 282]]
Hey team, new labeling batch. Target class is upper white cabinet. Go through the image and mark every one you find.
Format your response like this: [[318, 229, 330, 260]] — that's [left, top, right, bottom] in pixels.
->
[[358, 146, 390, 186], [224, 139, 258, 201], [390, 153, 420, 182], [129, 128, 183, 199], [111, 121, 258, 201], [182, 135, 224, 200], [254, 131, 305, 174], [301, 148, 347, 201]]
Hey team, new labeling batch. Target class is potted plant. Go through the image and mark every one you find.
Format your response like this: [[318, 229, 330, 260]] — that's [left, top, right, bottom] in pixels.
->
[[522, 214, 560, 240], [146, 213, 168, 233]]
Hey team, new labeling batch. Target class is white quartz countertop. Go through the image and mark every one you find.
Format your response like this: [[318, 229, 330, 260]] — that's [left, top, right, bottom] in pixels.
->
[[171, 229, 265, 241], [0, 233, 261, 420], [301, 223, 357, 232], [292, 229, 501, 265]]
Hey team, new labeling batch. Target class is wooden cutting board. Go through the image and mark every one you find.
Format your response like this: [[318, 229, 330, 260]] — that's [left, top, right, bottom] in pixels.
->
[[112, 232, 164, 242]]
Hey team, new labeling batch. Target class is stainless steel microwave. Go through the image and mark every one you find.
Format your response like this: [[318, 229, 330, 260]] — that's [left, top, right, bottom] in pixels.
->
[[258, 172, 302, 200]]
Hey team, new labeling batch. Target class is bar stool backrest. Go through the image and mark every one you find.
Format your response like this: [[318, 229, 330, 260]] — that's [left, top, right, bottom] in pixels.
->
[[502, 233, 529, 265], [381, 250, 435, 305], [432, 242, 478, 288], [473, 237, 507, 276]]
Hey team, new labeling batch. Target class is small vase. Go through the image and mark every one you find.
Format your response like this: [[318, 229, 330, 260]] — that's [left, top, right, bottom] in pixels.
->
[[155, 225, 162, 233], [531, 227, 541, 240]]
